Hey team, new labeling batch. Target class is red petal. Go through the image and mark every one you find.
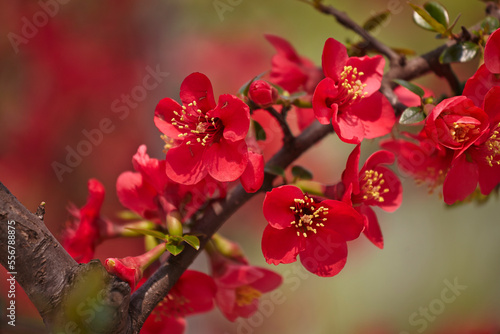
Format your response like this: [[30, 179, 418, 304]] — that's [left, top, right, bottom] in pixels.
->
[[321, 200, 364, 241], [212, 94, 250, 142], [174, 270, 216, 315], [483, 86, 500, 125], [363, 150, 395, 169], [263, 185, 304, 229], [342, 144, 361, 194], [154, 98, 182, 137], [484, 28, 500, 73], [350, 92, 395, 140], [205, 140, 248, 182], [295, 107, 316, 131], [265, 34, 302, 63], [240, 151, 264, 193], [475, 153, 500, 195], [142, 313, 186, 334], [345, 55, 384, 97], [463, 64, 500, 107], [116, 171, 158, 216], [261, 225, 301, 265], [249, 268, 283, 293], [357, 205, 384, 249], [334, 107, 364, 144], [443, 154, 478, 204], [165, 144, 207, 185], [179, 72, 216, 111], [312, 77, 339, 124], [322, 38, 348, 80], [300, 229, 347, 277]]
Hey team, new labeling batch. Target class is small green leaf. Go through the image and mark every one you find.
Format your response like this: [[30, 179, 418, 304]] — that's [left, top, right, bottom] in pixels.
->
[[165, 243, 184, 256], [393, 79, 425, 98], [253, 120, 267, 141], [439, 42, 480, 64], [423, 2, 449, 27], [265, 165, 286, 178], [182, 235, 200, 250], [399, 107, 425, 125], [481, 16, 500, 34], [116, 210, 142, 220], [410, 2, 448, 34], [126, 228, 166, 240], [291, 165, 313, 181], [362, 10, 391, 32]]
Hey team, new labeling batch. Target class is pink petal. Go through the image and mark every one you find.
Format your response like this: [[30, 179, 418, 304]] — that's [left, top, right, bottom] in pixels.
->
[[322, 38, 348, 80], [206, 140, 248, 182], [262, 225, 301, 265], [300, 229, 347, 277], [179, 72, 216, 111], [263, 185, 304, 229]]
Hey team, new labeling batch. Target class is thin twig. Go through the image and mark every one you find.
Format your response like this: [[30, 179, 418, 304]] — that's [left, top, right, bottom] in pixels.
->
[[265, 106, 295, 147]]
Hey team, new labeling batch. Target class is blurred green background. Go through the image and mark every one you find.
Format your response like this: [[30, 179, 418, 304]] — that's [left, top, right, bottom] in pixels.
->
[[0, 0, 498, 333]]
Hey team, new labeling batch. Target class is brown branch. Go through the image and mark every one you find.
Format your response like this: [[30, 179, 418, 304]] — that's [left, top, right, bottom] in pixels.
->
[[265, 106, 295, 148]]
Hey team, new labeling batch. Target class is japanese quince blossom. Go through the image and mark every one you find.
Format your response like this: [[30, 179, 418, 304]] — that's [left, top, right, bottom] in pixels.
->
[[441, 86, 500, 204], [265, 34, 323, 130], [313, 37, 395, 143], [424, 96, 488, 155], [261, 185, 364, 277], [155, 72, 251, 185], [209, 250, 282, 321], [141, 270, 216, 334], [116, 145, 226, 223], [381, 131, 453, 193], [62, 179, 114, 263], [340, 145, 402, 249]]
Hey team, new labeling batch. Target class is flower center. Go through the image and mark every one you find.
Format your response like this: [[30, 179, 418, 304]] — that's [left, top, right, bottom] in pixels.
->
[[338, 65, 367, 106], [169, 100, 224, 147], [360, 169, 389, 203], [235, 285, 262, 306], [485, 122, 500, 167], [448, 122, 480, 144], [153, 292, 193, 319], [289, 195, 327, 237]]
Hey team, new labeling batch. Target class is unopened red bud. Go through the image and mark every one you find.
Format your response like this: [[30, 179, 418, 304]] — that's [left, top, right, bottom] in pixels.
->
[[248, 80, 278, 107]]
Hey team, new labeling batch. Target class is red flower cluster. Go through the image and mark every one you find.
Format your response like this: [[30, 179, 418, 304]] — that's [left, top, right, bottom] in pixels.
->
[[383, 30, 500, 204]]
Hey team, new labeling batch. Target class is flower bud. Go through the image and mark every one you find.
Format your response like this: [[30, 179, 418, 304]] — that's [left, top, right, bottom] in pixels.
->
[[248, 80, 278, 107]]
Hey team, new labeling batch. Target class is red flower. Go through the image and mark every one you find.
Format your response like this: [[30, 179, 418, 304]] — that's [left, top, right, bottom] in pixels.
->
[[261, 185, 364, 277], [104, 243, 165, 291], [62, 179, 112, 263], [341, 145, 403, 249], [442, 86, 500, 204], [463, 64, 500, 108], [155, 72, 250, 184], [381, 131, 453, 193], [141, 270, 216, 334], [265, 34, 323, 131], [116, 145, 226, 223], [424, 96, 488, 155], [248, 80, 278, 107], [211, 259, 282, 321], [312, 38, 395, 143], [265, 34, 323, 95]]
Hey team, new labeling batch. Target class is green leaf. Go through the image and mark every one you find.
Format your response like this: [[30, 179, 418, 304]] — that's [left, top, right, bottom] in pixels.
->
[[165, 243, 184, 256], [410, 2, 448, 34], [116, 210, 142, 220], [182, 235, 200, 250], [126, 228, 166, 240], [362, 10, 391, 32], [423, 2, 449, 27], [291, 165, 313, 181], [253, 119, 267, 141], [399, 107, 425, 125], [439, 42, 480, 64], [481, 16, 500, 34], [393, 79, 425, 98], [265, 165, 286, 178]]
